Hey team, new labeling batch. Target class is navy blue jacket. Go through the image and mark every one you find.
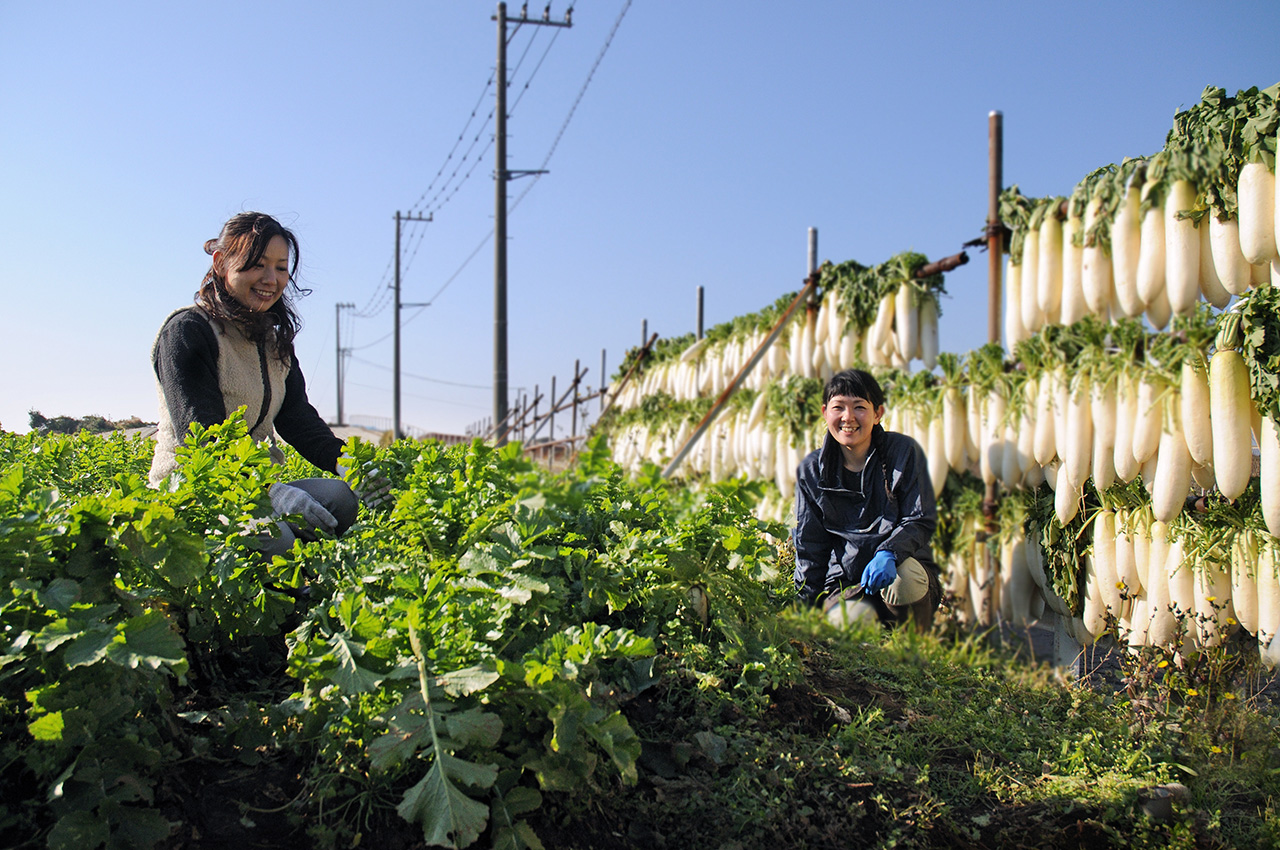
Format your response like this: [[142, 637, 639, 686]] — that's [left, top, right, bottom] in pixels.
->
[[792, 424, 938, 604]]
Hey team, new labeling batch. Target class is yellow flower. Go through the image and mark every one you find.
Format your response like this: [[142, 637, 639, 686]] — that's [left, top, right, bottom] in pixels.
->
[[1211, 746, 1223, 754], [1225, 692, 1238, 700], [1187, 689, 1199, 696]]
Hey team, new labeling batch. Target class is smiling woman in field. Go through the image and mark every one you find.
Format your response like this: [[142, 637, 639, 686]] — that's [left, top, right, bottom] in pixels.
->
[[792, 368, 942, 630], [148, 211, 360, 551]]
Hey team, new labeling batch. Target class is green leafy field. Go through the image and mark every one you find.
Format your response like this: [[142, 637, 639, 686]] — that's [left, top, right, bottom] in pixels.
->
[[3, 422, 1280, 849]]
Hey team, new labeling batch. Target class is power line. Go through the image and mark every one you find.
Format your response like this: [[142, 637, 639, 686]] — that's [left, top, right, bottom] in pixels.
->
[[513, 0, 631, 212], [350, 355, 492, 390]]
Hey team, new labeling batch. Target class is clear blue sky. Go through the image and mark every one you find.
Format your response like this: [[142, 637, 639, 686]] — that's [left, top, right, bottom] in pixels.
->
[[1, 1, 1275, 438]]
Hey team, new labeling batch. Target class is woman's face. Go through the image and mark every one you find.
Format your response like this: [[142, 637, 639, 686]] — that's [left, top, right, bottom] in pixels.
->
[[822, 393, 884, 458], [218, 234, 291, 312]]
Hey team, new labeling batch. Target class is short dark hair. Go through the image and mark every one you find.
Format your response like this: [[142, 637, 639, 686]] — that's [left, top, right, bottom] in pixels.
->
[[823, 369, 885, 408]]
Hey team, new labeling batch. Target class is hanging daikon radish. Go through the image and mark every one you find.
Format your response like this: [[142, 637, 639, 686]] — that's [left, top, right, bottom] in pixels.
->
[[1146, 285, 1172, 332], [981, 388, 1006, 487], [1060, 209, 1088, 325], [1004, 256, 1027, 348], [1005, 535, 1035, 627], [943, 386, 967, 470], [1000, 420, 1021, 487], [894, 282, 918, 364], [1055, 463, 1080, 525], [801, 312, 817, 378], [1114, 508, 1141, 597], [1166, 533, 1195, 628], [1238, 160, 1277, 265], [1180, 351, 1214, 467], [1132, 506, 1152, 592], [919, 297, 939, 370], [787, 327, 804, 377], [1146, 520, 1177, 647], [1038, 209, 1064, 316], [813, 295, 831, 349], [870, 291, 895, 352], [1164, 178, 1201, 316], [1052, 365, 1070, 464], [1082, 196, 1113, 316], [1091, 375, 1118, 491], [1253, 260, 1271, 288], [1151, 397, 1192, 523], [1231, 529, 1260, 636], [1081, 554, 1108, 640], [1210, 311, 1254, 502], [1093, 508, 1123, 616], [1136, 175, 1167, 306], [1033, 371, 1057, 466], [1112, 175, 1145, 317], [1114, 371, 1142, 482], [966, 383, 983, 464], [1261, 415, 1280, 538], [838, 329, 860, 371], [1192, 553, 1234, 647], [1211, 214, 1254, 295], [1016, 400, 1036, 488], [1257, 543, 1280, 657], [1198, 220, 1232, 308], [1131, 373, 1163, 466], [926, 415, 947, 498], [1021, 225, 1043, 333], [1063, 373, 1093, 492]]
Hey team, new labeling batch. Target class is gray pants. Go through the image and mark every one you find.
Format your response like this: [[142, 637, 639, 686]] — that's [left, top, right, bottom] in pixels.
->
[[823, 557, 941, 631], [260, 477, 359, 557]]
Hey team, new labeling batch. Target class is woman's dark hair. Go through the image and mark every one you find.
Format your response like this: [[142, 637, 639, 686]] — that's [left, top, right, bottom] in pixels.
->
[[823, 369, 886, 408], [196, 212, 309, 362]]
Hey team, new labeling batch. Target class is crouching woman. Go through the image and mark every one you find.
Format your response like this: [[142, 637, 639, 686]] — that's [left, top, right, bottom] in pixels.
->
[[148, 212, 359, 554], [793, 369, 942, 630]]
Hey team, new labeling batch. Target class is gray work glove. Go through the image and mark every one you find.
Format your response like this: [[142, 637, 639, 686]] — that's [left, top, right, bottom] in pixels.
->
[[269, 482, 338, 535], [354, 468, 393, 509]]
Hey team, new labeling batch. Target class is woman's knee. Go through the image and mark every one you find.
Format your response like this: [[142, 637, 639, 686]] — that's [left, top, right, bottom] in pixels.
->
[[288, 477, 359, 536]]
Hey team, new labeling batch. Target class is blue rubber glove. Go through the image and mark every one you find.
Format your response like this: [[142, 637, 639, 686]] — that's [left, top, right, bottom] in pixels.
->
[[862, 550, 897, 594]]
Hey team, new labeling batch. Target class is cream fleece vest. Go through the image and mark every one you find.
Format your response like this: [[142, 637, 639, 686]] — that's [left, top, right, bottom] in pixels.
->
[[149, 307, 291, 487]]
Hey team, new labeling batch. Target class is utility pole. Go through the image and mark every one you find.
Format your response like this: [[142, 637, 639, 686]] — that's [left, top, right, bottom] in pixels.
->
[[394, 210, 432, 440], [493, 1, 571, 444], [335, 302, 354, 425]]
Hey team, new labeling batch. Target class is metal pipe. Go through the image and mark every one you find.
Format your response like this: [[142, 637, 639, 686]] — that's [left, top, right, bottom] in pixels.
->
[[988, 110, 1003, 347]]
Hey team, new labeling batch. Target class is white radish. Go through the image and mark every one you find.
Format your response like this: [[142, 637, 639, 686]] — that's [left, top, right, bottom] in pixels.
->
[[1112, 180, 1145, 316], [1231, 529, 1260, 636], [1261, 414, 1280, 538], [1181, 353, 1214, 467], [1021, 227, 1043, 333], [1131, 375, 1162, 466], [1209, 334, 1253, 502], [1060, 212, 1088, 325], [1114, 371, 1141, 483], [894, 282, 918, 364], [1146, 520, 1177, 647], [1151, 398, 1192, 523], [1081, 196, 1113, 315], [1136, 177, 1167, 306], [1198, 219, 1232, 308], [1238, 161, 1277, 265], [919, 297, 939, 370], [1164, 178, 1201, 316], [1211, 214, 1254, 295], [1038, 212, 1064, 317]]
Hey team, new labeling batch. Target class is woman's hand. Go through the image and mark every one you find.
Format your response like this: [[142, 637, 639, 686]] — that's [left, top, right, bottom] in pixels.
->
[[269, 482, 339, 534], [862, 550, 898, 594]]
